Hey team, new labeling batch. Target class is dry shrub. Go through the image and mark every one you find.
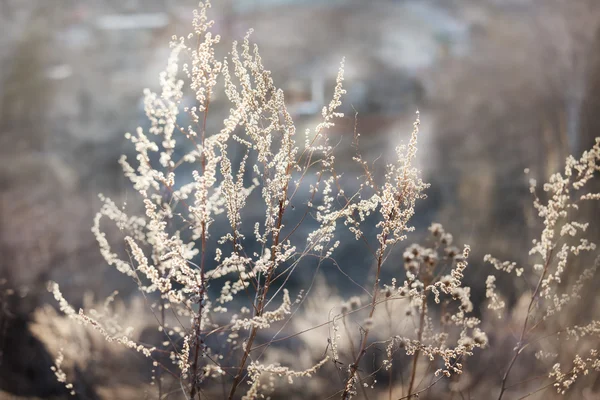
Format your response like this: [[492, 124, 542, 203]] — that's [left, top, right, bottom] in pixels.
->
[[45, 1, 600, 399]]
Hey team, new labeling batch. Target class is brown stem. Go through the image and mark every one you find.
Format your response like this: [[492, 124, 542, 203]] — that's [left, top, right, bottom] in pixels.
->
[[340, 172, 413, 399], [407, 297, 427, 397], [386, 300, 393, 400], [190, 96, 210, 400], [227, 233, 279, 398], [228, 181, 291, 398], [157, 296, 165, 399], [497, 248, 553, 400], [340, 235, 387, 399]]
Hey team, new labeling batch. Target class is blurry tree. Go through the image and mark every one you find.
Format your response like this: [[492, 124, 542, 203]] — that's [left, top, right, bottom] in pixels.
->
[[529, 0, 600, 158]]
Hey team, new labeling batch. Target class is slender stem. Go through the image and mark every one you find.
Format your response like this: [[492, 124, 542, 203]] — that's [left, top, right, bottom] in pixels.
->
[[398, 356, 463, 400], [341, 168, 413, 399], [190, 95, 210, 400], [227, 213, 282, 398], [340, 235, 387, 399], [497, 248, 553, 400], [228, 165, 292, 399], [387, 301, 393, 400], [157, 296, 165, 399], [407, 298, 427, 397]]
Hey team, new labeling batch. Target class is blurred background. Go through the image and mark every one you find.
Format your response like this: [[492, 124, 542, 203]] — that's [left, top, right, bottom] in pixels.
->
[[1, 0, 600, 398]]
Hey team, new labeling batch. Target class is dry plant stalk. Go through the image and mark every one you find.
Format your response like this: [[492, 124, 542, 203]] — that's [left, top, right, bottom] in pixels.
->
[[46, 1, 600, 399], [488, 141, 600, 399]]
